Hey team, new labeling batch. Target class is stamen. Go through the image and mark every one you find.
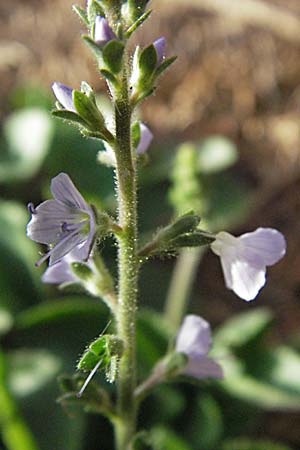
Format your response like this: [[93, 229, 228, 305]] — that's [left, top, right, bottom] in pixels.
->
[[27, 202, 37, 215]]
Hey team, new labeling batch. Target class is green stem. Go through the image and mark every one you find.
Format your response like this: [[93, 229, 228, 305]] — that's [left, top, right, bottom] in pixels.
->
[[114, 64, 138, 449], [0, 350, 39, 450], [164, 248, 205, 329]]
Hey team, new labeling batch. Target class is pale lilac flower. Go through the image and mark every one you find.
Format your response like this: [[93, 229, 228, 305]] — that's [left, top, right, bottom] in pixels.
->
[[41, 245, 85, 284], [153, 37, 166, 65], [176, 315, 223, 379], [52, 82, 76, 112], [136, 123, 153, 154], [27, 173, 96, 267], [94, 16, 116, 46], [211, 227, 286, 301]]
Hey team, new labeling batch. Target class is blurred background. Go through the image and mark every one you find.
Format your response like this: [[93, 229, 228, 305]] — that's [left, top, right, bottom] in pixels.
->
[[1, 0, 300, 449]]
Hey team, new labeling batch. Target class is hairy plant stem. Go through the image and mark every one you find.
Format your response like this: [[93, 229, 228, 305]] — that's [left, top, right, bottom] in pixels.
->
[[114, 64, 138, 449]]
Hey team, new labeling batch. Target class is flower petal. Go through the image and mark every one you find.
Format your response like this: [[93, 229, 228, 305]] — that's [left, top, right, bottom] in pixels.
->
[[26, 199, 84, 245], [42, 259, 77, 284], [184, 355, 223, 379], [239, 227, 286, 266], [176, 315, 211, 356], [48, 231, 86, 266], [230, 258, 266, 301], [136, 123, 153, 154], [50, 173, 88, 211], [52, 82, 76, 112], [153, 37, 166, 65]]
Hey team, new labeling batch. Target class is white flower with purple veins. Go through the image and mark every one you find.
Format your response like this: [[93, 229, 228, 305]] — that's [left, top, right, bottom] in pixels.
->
[[27, 173, 96, 267], [94, 16, 116, 46], [211, 227, 286, 301], [52, 82, 76, 112], [176, 315, 223, 379]]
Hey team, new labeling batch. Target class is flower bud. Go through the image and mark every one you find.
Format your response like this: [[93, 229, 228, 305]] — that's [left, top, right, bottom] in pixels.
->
[[153, 36, 166, 65], [52, 82, 76, 112], [94, 16, 116, 46], [136, 123, 153, 154]]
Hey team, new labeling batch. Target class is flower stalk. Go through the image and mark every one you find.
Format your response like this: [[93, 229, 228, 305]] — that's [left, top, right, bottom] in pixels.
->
[[113, 61, 138, 449]]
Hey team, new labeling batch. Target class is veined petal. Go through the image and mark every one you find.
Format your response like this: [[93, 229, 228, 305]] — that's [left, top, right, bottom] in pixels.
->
[[184, 355, 223, 379], [50, 173, 88, 211], [230, 258, 266, 301], [239, 227, 286, 266], [48, 230, 86, 266], [27, 200, 84, 245], [52, 82, 76, 112], [176, 315, 211, 356]]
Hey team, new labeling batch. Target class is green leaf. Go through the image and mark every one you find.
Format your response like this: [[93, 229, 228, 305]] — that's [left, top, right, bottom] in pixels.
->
[[193, 394, 223, 450], [15, 297, 106, 329], [221, 437, 293, 450], [0, 108, 54, 182], [0, 308, 13, 337], [214, 308, 273, 350], [72, 5, 89, 26], [155, 56, 177, 78], [126, 9, 152, 37], [52, 109, 89, 128], [139, 44, 157, 80], [136, 310, 172, 374], [100, 69, 119, 87], [6, 349, 61, 398], [150, 426, 193, 450], [102, 39, 125, 74], [82, 34, 103, 58], [219, 356, 300, 410], [197, 135, 238, 173], [0, 201, 42, 309], [73, 90, 105, 129]]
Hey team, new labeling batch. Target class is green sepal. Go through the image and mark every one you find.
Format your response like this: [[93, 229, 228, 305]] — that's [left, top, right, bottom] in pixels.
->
[[70, 262, 93, 281], [87, 0, 105, 25], [102, 39, 125, 74], [72, 89, 105, 130], [126, 9, 152, 38], [51, 109, 89, 128], [80, 80, 94, 98], [169, 231, 215, 249], [77, 334, 124, 371], [127, 0, 150, 22], [81, 129, 115, 143], [155, 55, 177, 78], [82, 35, 103, 58], [157, 212, 200, 242], [138, 212, 201, 257], [100, 69, 120, 88], [163, 352, 188, 377], [77, 350, 100, 372], [72, 5, 89, 26], [138, 44, 157, 82], [131, 121, 141, 149]]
